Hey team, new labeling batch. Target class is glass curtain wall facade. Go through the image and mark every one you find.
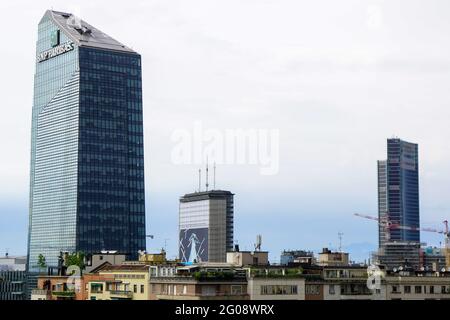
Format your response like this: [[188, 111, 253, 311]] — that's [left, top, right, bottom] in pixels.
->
[[28, 16, 80, 271], [28, 11, 145, 273], [377, 138, 420, 246], [77, 47, 145, 257], [387, 139, 420, 243], [377, 160, 388, 247]]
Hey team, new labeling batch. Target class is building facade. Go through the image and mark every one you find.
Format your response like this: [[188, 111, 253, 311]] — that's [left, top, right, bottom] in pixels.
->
[[179, 191, 234, 263], [377, 160, 389, 247], [149, 264, 248, 300], [385, 270, 450, 300], [376, 139, 420, 270], [280, 250, 314, 266], [378, 138, 420, 244], [28, 10, 146, 273], [0, 255, 27, 300], [0, 271, 27, 300], [317, 248, 349, 267], [87, 265, 150, 300]]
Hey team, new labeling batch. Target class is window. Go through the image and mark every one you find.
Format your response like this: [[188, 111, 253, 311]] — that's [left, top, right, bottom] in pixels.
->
[[392, 285, 399, 293], [306, 285, 320, 295], [430, 286, 434, 294], [140, 285, 144, 294], [261, 285, 298, 295], [329, 285, 335, 295], [442, 286, 447, 294], [404, 286, 411, 294], [91, 283, 103, 293], [231, 285, 243, 295], [133, 285, 137, 293], [183, 285, 187, 295], [415, 286, 422, 294]]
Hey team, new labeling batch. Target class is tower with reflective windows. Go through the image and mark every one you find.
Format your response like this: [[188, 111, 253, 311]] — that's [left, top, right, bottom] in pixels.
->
[[378, 138, 420, 245], [375, 138, 420, 270], [27, 10, 146, 273]]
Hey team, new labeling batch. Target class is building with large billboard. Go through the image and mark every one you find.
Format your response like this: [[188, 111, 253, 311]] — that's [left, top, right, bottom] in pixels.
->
[[27, 10, 146, 273], [179, 190, 234, 263]]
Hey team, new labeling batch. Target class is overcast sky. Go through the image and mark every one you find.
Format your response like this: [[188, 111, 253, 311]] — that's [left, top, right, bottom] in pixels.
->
[[1, 0, 450, 262]]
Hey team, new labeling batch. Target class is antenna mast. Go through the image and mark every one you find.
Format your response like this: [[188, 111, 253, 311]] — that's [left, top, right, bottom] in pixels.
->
[[198, 169, 202, 192], [338, 232, 344, 252], [213, 162, 216, 190], [206, 158, 209, 191]]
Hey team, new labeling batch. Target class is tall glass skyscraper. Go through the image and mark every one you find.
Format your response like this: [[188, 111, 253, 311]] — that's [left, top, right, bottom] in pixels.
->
[[27, 10, 146, 272], [377, 138, 420, 246]]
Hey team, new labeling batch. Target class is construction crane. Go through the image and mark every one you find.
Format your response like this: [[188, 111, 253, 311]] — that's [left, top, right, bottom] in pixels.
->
[[354, 213, 450, 248]]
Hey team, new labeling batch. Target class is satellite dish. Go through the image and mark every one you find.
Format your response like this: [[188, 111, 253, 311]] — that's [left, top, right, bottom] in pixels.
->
[[393, 268, 398, 272], [399, 266, 403, 271], [420, 267, 425, 271], [442, 268, 446, 273]]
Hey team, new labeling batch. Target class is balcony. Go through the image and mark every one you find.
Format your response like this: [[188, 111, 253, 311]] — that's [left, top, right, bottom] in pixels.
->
[[32, 289, 49, 296], [110, 290, 133, 299], [52, 291, 75, 299]]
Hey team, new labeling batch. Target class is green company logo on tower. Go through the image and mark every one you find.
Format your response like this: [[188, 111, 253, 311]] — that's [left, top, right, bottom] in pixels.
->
[[50, 29, 60, 47]]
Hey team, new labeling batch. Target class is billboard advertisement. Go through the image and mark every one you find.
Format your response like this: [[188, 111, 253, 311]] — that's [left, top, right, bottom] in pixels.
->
[[179, 228, 208, 263]]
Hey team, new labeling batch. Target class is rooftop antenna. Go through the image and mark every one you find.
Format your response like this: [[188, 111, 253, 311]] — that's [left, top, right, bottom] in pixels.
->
[[198, 169, 202, 192], [254, 235, 262, 251], [164, 239, 169, 252], [206, 157, 209, 191], [213, 162, 216, 190], [338, 232, 344, 252]]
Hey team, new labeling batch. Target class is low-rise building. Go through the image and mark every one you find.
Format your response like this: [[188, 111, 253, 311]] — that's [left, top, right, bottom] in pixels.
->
[[87, 265, 150, 300], [318, 248, 349, 267], [280, 250, 315, 266], [138, 250, 169, 265], [226, 251, 269, 267], [149, 263, 249, 300], [31, 275, 76, 300], [0, 255, 27, 300], [321, 266, 386, 300], [385, 270, 450, 300], [85, 252, 126, 273], [0, 270, 27, 300], [0, 255, 27, 272], [246, 266, 306, 300]]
